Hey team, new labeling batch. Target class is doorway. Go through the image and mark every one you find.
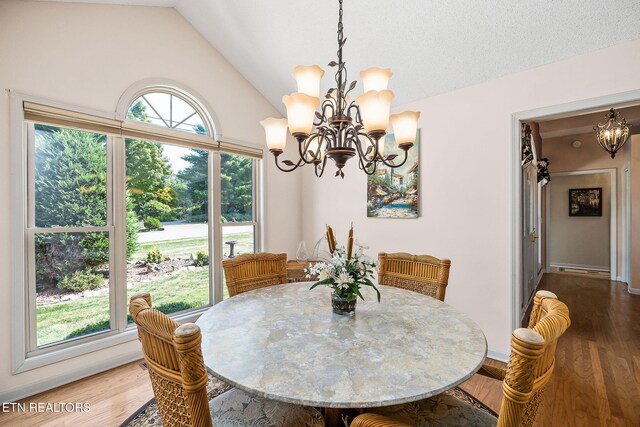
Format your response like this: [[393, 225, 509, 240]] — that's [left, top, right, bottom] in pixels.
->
[[510, 90, 640, 330]]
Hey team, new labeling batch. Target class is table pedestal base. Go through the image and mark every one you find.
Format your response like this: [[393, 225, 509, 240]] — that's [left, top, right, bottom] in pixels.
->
[[322, 407, 360, 427]]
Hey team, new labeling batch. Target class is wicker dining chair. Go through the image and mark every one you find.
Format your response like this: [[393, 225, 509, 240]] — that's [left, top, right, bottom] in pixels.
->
[[129, 293, 325, 427], [351, 291, 570, 427], [377, 252, 451, 301], [223, 252, 288, 297]]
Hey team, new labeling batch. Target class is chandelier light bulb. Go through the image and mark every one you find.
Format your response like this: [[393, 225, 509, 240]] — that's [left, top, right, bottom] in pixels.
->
[[390, 111, 421, 146], [356, 90, 395, 134], [307, 139, 326, 161], [377, 138, 385, 157], [260, 117, 288, 152], [593, 108, 630, 159], [282, 92, 320, 137], [360, 67, 393, 92], [363, 137, 384, 159], [293, 65, 325, 98]]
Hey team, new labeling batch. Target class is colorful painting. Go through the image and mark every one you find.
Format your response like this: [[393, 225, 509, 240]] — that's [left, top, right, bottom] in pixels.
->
[[367, 131, 420, 218], [569, 188, 602, 217]]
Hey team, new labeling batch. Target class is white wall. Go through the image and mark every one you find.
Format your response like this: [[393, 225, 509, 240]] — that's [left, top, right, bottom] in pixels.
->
[[301, 38, 640, 358], [543, 131, 628, 274], [0, 0, 301, 399], [549, 173, 610, 269]]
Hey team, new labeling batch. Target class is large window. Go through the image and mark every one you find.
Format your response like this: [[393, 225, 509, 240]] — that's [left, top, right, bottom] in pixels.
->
[[221, 152, 258, 298], [16, 88, 262, 366], [125, 138, 210, 318], [31, 125, 113, 347]]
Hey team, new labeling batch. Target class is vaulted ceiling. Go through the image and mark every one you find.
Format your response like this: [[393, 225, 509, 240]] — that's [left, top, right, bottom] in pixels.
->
[[42, 0, 640, 114]]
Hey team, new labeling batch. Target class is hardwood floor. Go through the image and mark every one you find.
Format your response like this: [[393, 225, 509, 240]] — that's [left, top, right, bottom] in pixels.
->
[[1, 273, 638, 426], [460, 273, 640, 427], [0, 361, 153, 427]]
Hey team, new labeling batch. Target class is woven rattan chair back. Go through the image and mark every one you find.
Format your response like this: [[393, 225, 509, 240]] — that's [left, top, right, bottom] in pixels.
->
[[377, 252, 451, 301], [497, 292, 570, 427], [223, 252, 287, 297], [129, 293, 212, 427]]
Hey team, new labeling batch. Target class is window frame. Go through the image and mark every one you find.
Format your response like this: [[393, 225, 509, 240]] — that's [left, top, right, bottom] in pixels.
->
[[10, 88, 263, 373], [220, 154, 261, 254], [26, 124, 117, 355]]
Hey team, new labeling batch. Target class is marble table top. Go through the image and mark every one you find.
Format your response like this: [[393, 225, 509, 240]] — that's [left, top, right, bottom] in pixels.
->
[[196, 282, 487, 408]]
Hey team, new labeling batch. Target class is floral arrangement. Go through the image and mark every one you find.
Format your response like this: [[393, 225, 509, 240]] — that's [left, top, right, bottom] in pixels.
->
[[305, 224, 380, 303]]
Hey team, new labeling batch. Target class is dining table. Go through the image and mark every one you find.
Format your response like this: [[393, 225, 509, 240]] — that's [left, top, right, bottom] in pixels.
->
[[196, 281, 487, 426]]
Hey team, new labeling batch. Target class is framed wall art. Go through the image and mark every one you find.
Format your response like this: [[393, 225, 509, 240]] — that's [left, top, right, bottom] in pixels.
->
[[569, 187, 602, 217], [366, 130, 420, 218]]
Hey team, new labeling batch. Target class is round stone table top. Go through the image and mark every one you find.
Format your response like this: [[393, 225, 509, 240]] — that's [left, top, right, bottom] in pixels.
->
[[196, 282, 487, 408]]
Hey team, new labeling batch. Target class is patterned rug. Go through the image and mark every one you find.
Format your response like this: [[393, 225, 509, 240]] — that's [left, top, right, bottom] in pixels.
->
[[120, 373, 497, 426]]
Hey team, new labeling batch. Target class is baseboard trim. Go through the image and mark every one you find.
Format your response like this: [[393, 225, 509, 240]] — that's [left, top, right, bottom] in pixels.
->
[[550, 263, 610, 272], [487, 349, 509, 363], [628, 287, 640, 295], [0, 351, 141, 403]]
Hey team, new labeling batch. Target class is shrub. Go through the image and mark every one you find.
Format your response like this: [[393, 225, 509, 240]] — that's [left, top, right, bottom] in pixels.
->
[[146, 247, 163, 264], [193, 250, 209, 267], [186, 213, 208, 223], [33, 127, 139, 289], [144, 217, 162, 230], [57, 269, 104, 293], [140, 200, 172, 221]]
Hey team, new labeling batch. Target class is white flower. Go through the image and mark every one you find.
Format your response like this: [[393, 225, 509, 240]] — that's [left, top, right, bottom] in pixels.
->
[[355, 240, 370, 250], [337, 272, 354, 285], [318, 270, 330, 281]]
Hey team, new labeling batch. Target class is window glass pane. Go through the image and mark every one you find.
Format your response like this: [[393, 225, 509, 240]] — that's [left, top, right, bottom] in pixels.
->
[[221, 153, 254, 222], [125, 139, 210, 318], [222, 225, 255, 299], [127, 92, 207, 135], [34, 125, 107, 228], [35, 232, 111, 347]]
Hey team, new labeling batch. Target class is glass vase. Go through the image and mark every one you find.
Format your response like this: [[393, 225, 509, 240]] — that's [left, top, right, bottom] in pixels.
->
[[296, 240, 309, 263], [331, 291, 356, 315]]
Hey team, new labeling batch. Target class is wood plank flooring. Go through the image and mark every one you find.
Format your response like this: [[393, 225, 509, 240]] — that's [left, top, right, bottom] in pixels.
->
[[460, 273, 640, 427], [0, 361, 153, 427], [1, 273, 638, 426]]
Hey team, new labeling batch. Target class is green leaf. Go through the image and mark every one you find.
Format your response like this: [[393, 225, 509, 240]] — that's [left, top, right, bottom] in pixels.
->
[[309, 278, 335, 290]]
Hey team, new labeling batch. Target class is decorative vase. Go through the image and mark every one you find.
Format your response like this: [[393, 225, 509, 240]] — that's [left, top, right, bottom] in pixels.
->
[[331, 291, 356, 315], [296, 240, 309, 263]]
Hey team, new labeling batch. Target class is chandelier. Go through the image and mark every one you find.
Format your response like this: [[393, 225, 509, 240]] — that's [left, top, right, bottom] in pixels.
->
[[593, 108, 630, 159], [260, 0, 419, 178]]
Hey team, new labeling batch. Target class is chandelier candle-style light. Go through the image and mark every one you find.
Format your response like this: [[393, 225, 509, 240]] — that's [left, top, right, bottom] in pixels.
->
[[593, 108, 631, 159], [260, 0, 419, 178]]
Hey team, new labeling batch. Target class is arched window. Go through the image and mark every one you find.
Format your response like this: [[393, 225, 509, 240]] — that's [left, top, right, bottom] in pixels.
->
[[14, 84, 261, 370], [127, 90, 210, 136]]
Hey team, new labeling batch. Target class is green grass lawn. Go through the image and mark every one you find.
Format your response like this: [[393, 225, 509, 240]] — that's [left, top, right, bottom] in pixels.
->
[[133, 231, 254, 260], [133, 237, 208, 261], [37, 268, 210, 346], [37, 231, 252, 347]]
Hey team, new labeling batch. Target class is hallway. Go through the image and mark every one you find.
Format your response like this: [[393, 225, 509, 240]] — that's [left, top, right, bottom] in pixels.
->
[[461, 273, 640, 426]]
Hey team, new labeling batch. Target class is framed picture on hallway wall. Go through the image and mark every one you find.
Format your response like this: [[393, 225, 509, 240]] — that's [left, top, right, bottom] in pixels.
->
[[569, 187, 602, 217], [366, 130, 420, 219]]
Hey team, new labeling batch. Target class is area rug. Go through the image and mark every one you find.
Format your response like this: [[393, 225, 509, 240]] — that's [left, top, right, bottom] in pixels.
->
[[120, 375, 497, 426], [119, 373, 232, 427]]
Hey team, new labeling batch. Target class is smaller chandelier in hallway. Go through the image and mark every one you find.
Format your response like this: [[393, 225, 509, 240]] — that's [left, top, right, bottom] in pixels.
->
[[260, 0, 419, 178], [593, 108, 630, 159]]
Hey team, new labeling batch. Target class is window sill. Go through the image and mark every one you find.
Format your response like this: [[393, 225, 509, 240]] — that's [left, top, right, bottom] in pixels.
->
[[13, 308, 208, 374]]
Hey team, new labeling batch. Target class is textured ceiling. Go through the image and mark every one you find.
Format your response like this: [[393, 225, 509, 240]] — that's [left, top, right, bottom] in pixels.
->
[[39, 1, 640, 114]]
